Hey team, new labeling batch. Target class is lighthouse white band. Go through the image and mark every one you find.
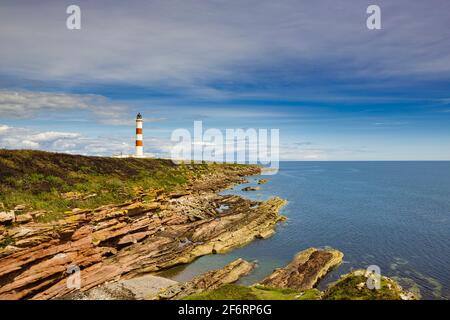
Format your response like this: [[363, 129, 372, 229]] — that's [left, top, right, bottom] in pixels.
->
[[135, 146, 144, 157]]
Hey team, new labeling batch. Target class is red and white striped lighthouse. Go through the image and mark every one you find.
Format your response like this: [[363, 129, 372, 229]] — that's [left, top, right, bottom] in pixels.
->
[[135, 113, 144, 157]]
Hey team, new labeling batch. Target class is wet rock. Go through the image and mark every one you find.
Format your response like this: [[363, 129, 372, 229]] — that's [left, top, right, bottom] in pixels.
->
[[260, 247, 344, 291], [256, 229, 275, 239], [257, 179, 268, 184], [242, 186, 260, 191]]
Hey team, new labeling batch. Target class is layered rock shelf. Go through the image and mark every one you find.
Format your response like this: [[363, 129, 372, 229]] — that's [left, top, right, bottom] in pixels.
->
[[260, 248, 344, 291]]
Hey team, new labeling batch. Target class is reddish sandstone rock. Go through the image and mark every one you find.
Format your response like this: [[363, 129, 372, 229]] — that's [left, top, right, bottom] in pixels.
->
[[0, 165, 284, 300], [260, 248, 344, 291]]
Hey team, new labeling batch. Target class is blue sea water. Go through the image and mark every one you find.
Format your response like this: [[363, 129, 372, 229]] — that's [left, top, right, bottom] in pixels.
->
[[161, 162, 450, 299]]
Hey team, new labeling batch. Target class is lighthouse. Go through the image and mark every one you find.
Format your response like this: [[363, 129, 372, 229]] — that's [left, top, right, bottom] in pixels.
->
[[135, 113, 144, 157]]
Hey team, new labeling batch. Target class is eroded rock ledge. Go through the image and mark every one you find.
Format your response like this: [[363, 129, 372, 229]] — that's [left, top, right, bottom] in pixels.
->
[[154, 258, 255, 300], [0, 166, 287, 300]]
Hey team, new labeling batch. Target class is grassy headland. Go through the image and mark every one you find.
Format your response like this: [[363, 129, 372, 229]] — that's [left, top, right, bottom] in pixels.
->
[[0, 149, 247, 222]]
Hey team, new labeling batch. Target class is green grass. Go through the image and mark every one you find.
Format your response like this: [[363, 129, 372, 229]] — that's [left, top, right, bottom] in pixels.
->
[[322, 274, 403, 300], [0, 235, 15, 249], [182, 284, 322, 300], [0, 150, 247, 222]]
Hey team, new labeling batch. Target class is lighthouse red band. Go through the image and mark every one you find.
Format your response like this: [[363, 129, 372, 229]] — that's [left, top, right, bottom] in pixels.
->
[[135, 113, 144, 157]]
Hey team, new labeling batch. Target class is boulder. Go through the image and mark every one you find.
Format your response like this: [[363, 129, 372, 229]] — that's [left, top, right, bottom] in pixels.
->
[[257, 179, 268, 184], [0, 211, 15, 225], [14, 205, 26, 211], [242, 186, 260, 191]]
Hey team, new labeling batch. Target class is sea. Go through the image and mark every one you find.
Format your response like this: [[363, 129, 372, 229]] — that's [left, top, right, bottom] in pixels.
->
[[160, 161, 450, 300]]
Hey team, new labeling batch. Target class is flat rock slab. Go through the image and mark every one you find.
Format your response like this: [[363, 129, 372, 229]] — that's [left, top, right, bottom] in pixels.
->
[[260, 247, 344, 291], [120, 275, 179, 299], [64, 275, 178, 300]]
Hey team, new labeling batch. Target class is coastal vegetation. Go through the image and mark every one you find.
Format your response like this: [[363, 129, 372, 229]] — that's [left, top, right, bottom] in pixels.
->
[[183, 284, 322, 300], [0, 149, 246, 223], [182, 271, 416, 301]]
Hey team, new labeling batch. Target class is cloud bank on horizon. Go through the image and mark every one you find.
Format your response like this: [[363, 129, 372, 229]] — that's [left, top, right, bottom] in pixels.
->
[[0, 0, 450, 160]]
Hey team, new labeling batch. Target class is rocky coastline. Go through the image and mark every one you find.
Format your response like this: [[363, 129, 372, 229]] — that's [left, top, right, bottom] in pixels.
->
[[0, 164, 289, 300], [0, 151, 417, 300], [176, 248, 417, 301]]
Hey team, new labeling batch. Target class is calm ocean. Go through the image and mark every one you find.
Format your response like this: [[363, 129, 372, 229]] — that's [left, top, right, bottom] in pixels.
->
[[161, 161, 450, 300]]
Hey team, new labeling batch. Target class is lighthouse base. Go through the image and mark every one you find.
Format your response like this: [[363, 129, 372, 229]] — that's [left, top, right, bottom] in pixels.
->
[[135, 146, 144, 157]]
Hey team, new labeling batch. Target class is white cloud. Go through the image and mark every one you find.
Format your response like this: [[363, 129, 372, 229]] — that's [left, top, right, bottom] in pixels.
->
[[0, 90, 137, 125], [28, 131, 81, 142], [0, 124, 131, 156], [0, 90, 91, 118], [0, 123, 177, 157]]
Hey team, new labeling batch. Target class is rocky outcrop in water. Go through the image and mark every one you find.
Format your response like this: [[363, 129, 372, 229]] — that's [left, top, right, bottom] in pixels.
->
[[242, 186, 260, 191], [322, 269, 418, 300], [0, 166, 287, 300], [260, 247, 344, 291]]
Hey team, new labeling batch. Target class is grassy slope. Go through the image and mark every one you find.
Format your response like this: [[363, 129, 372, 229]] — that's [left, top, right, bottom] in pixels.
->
[[0, 149, 233, 222]]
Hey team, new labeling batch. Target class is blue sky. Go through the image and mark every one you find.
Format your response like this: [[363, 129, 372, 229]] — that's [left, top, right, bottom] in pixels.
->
[[1, 0, 450, 160]]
